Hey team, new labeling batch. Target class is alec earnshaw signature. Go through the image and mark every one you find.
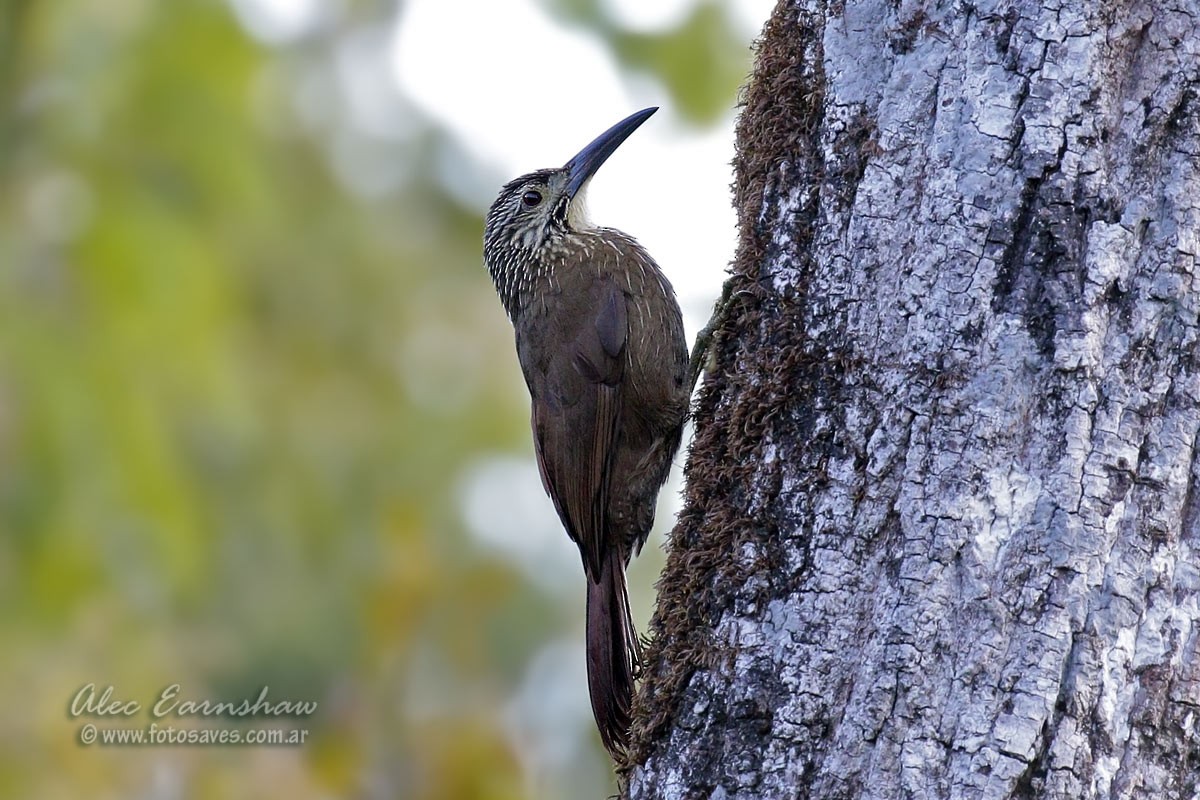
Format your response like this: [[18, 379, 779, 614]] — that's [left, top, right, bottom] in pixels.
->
[[69, 683, 318, 719]]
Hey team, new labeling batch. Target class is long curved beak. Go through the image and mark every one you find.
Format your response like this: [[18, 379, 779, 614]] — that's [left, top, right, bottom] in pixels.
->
[[564, 107, 658, 198]]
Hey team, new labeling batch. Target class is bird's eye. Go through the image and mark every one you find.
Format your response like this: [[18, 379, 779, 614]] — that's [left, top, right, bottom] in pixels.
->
[[522, 190, 543, 207]]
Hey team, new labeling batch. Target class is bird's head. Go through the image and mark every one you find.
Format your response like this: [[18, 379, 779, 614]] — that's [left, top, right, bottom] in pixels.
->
[[483, 107, 657, 260]]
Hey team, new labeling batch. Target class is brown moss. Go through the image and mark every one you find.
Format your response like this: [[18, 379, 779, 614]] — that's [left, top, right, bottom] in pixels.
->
[[620, 0, 830, 776]]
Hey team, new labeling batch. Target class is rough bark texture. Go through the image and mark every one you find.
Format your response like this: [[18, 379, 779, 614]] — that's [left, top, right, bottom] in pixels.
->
[[624, 0, 1200, 798]]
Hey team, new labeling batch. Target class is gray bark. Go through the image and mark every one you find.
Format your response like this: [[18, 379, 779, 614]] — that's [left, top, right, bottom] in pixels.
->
[[624, 1, 1200, 798]]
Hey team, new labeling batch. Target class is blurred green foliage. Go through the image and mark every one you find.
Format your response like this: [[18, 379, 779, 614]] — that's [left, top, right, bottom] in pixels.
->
[[0, 0, 757, 797], [542, 0, 751, 123]]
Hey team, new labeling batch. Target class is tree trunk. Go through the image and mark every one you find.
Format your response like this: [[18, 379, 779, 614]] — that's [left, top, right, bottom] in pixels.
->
[[625, 1, 1200, 798]]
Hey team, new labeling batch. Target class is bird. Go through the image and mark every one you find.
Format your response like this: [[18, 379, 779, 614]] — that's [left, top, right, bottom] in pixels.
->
[[482, 107, 689, 756]]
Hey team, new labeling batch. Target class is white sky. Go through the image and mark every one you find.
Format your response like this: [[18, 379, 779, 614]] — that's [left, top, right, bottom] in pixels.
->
[[231, 0, 774, 332], [390, 0, 773, 334]]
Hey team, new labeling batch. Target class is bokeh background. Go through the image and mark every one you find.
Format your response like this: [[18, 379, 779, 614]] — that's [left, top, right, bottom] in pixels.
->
[[0, 0, 768, 796]]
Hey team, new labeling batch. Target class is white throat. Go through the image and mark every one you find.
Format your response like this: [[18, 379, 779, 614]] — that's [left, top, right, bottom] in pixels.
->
[[566, 183, 595, 230]]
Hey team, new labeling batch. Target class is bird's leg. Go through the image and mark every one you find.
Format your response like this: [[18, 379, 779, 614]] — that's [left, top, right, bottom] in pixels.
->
[[687, 276, 735, 394]]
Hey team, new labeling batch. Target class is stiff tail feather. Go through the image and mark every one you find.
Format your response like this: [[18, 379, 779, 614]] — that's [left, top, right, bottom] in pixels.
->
[[585, 548, 641, 757]]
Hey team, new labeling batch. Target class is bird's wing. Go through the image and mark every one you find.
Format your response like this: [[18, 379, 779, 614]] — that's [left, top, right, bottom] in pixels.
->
[[521, 277, 627, 583]]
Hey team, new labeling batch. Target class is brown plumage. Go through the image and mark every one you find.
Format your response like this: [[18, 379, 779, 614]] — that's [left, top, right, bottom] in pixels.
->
[[483, 108, 688, 756]]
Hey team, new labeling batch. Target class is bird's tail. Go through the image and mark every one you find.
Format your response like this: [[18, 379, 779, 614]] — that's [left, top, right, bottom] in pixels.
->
[[586, 547, 641, 757]]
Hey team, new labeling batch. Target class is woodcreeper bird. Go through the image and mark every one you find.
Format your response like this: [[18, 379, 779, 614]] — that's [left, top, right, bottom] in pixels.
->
[[483, 107, 688, 756]]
